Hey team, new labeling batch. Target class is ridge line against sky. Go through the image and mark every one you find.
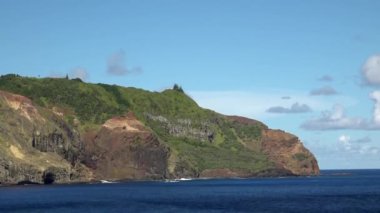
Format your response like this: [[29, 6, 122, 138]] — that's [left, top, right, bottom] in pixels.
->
[[1, 0, 380, 169]]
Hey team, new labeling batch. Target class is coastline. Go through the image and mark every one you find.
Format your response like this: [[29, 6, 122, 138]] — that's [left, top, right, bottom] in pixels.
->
[[0, 172, 318, 187], [7, 169, 377, 188]]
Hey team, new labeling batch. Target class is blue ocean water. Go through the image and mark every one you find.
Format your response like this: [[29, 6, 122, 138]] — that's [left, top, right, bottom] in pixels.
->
[[1, 170, 380, 212]]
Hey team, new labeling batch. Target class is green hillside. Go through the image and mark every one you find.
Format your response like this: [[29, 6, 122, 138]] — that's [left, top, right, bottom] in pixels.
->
[[0, 74, 272, 175]]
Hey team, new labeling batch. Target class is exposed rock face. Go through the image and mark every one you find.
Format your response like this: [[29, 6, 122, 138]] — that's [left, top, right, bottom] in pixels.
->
[[146, 113, 215, 142], [0, 91, 91, 184], [0, 90, 44, 122], [227, 116, 320, 176], [261, 129, 320, 175], [82, 112, 170, 180]]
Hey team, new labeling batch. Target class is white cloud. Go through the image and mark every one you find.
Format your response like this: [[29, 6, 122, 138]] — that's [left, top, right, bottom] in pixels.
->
[[338, 135, 352, 151], [371, 91, 380, 125], [303, 90, 380, 131], [339, 134, 351, 144], [338, 135, 379, 155], [310, 86, 338, 96], [188, 90, 331, 120], [107, 50, 142, 76], [304, 136, 380, 169], [71, 67, 88, 81], [301, 104, 371, 130], [189, 90, 357, 122], [330, 104, 344, 120], [266, 102, 312, 113], [362, 54, 380, 86]]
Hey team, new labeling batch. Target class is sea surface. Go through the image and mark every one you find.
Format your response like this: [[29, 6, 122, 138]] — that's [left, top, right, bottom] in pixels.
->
[[1, 169, 380, 212]]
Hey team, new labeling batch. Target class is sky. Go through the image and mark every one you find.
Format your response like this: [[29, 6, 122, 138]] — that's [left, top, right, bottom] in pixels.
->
[[1, 0, 380, 169]]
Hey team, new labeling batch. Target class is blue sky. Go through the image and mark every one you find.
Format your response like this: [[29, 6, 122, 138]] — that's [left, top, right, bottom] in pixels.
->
[[1, 0, 380, 169]]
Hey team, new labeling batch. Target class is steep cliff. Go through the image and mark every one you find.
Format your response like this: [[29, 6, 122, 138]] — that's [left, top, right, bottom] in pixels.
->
[[81, 112, 169, 180], [0, 90, 91, 184], [226, 116, 319, 176], [0, 74, 319, 184]]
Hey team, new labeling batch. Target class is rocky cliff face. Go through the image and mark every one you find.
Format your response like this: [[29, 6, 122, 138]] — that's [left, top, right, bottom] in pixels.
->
[[0, 81, 319, 184], [261, 129, 319, 175], [82, 112, 169, 180], [145, 113, 214, 143], [225, 116, 320, 176], [0, 91, 91, 184]]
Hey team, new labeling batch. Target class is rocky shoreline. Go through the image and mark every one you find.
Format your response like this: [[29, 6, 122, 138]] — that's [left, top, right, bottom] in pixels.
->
[[0, 171, 311, 187]]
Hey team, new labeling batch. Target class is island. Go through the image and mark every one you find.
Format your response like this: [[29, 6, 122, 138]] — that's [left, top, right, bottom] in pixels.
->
[[0, 74, 319, 185]]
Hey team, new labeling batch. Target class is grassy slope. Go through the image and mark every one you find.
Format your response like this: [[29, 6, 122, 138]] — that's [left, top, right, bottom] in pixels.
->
[[0, 74, 273, 174]]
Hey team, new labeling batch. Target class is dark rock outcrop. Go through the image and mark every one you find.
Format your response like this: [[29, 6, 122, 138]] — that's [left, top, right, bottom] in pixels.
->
[[261, 129, 320, 175], [82, 113, 170, 180]]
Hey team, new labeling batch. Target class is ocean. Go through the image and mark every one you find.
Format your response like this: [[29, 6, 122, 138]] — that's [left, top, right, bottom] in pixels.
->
[[1, 169, 380, 212]]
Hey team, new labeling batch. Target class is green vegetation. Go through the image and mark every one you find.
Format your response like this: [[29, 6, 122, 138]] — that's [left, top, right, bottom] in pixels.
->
[[0, 74, 127, 123], [231, 122, 262, 141], [167, 137, 270, 173], [0, 74, 272, 173]]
